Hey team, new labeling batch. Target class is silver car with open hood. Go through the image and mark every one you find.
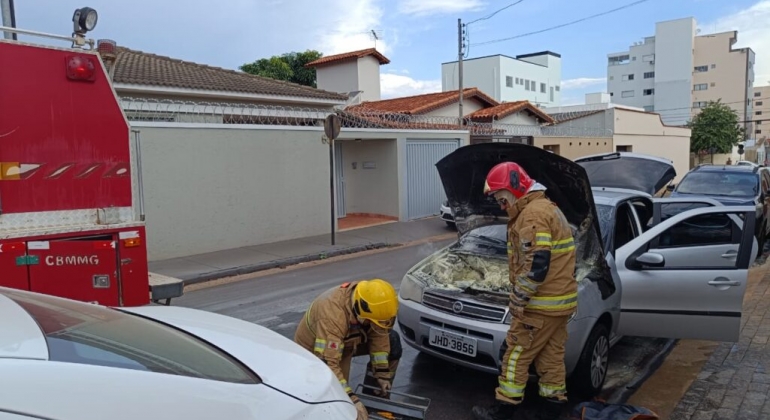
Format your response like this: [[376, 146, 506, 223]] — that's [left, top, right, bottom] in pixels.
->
[[397, 144, 757, 398]]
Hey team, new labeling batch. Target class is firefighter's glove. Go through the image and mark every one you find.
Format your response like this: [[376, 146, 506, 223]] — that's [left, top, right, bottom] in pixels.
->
[[376, 378, 392, 398], [355, 400, 369, 420]]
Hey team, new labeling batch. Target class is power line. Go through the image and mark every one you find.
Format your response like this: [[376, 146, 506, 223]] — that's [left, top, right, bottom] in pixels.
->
[[471, 0, 654, 47], [466, 0, 526, 25]]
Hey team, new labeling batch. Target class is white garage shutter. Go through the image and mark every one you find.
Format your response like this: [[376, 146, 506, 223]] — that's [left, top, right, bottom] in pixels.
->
[[406, 139, 460, 220]]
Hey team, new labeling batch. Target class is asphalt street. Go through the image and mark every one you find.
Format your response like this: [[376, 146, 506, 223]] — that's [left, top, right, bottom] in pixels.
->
[[175, 237, 671, 420]]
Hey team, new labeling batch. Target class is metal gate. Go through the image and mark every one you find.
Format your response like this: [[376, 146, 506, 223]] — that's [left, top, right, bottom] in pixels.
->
[[406, 139, 460, 220], [335, 141, 346, 218]]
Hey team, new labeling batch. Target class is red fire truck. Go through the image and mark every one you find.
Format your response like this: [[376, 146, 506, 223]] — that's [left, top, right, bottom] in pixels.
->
[[0, 8, 183, 307]]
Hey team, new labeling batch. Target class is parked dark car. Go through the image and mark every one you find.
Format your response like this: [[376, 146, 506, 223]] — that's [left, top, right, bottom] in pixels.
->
[[669, 164, 770, 252]]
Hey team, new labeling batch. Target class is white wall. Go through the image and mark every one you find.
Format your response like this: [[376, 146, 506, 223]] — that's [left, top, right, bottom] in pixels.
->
[[316, 61, 359, 98], [607, 39, 656, 110], [357, 56, 382, 102], [339, 139, 398, 217], [653, 18, 696, 126], [497, 111, 541, 125], [442, 56, 498, 98], [134, 125, 330, 261], [442, 54, 561, 107], [607, 17, 696, 124]]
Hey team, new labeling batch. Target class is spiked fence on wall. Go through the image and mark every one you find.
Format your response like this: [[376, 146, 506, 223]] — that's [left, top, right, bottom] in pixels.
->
[[119, 97, 614, 138]]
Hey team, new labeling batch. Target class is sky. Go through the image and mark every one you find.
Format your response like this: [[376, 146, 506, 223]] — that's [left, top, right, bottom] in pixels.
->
[[11, 0, 770, 105]]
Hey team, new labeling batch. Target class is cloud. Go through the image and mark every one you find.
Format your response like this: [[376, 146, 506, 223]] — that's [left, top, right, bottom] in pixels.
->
[[315, 0, 395, 56], [701, 1, 770, 84], [561, 77, 607, 90], [380, 74, 441, 98], [397, 0, 486, 16]]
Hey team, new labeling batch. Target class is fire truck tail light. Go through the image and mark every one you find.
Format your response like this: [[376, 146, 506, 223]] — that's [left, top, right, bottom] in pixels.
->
[[0, 242, 26, 252], [123, 238, 141, 248], [65, 55, 96, 82]]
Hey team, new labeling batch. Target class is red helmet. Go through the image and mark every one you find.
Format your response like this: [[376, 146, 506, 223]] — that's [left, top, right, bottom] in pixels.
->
[[483, 162, 534, 199]]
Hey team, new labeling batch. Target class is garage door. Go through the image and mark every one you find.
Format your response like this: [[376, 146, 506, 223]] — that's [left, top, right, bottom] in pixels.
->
[[406, 139, 460, 220]]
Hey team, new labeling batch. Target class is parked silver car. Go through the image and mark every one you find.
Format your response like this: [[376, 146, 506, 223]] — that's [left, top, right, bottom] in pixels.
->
[[397, 144, 757, 399]]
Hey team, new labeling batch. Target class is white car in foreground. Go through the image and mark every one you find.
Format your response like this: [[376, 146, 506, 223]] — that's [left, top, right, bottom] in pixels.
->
[[0, 287, 356, 420]]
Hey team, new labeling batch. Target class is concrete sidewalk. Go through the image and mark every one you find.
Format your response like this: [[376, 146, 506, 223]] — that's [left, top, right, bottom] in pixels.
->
[[149, 217, 456, 284]]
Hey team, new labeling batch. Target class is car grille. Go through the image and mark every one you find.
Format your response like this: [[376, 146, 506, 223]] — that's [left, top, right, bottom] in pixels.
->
[[422, 292, 507, 323]]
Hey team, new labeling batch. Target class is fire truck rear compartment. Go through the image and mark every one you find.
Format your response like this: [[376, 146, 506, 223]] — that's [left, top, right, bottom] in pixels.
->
[[0, 228, 151, 307]]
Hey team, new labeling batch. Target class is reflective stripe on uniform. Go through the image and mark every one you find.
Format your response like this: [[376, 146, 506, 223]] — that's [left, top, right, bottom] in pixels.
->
[[535, 232, 552, 246], [507, 241, 513, 256], [536, 232, 575, 254], [551, 237, 575, 254], [526, 293, 578, 311], [516, 276, 540, 294], [371, 351, 389, 366], [539, 383, 566, 398], [498, 345, 526, 399], [313, 338, 327, 354], [340, 378, 353, 394]]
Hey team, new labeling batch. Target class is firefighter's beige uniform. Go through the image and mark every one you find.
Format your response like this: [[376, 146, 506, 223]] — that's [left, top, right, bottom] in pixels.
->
[[496, 190, 577, 405], [294, 281, 401, 407]]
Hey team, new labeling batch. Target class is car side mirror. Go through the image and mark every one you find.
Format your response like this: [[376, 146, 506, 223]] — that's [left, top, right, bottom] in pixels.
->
[[635, 252, 665, 268]]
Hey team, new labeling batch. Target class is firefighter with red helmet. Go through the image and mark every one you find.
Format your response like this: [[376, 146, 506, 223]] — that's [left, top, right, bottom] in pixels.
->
[[472, 162, 577, 420], [294, 279, 401, 420]]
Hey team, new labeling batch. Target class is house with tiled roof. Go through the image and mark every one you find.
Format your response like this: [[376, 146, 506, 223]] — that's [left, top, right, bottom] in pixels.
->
[[466, 101, 554, 125], [104, 46, 348, 122], [347, 88, 499, 117]]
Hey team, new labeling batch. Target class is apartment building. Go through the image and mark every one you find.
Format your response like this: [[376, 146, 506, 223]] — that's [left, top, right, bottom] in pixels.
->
[[442, 51, 562, 107], [607, 17, 754, 129], [754, 85, 770, 140]]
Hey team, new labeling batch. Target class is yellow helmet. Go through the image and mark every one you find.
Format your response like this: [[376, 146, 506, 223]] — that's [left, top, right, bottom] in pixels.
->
[[352, 279, 398, 329]]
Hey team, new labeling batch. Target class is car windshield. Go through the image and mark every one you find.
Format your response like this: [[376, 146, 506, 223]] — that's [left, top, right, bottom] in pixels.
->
[[595, 204, 614, 251], [6, 290, 259, 384], [457, 224, 508, 257], [676, 171, 758, 197]]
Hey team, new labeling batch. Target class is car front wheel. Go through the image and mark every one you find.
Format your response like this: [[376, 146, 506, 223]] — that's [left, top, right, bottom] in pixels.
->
[[568, 322, 609, 400]]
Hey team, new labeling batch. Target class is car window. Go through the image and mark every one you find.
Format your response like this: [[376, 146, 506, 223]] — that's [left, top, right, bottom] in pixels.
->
[[659, 202, 712, 222], [595, 204, 614, 251], [676, 171, 758, 197], [6, 291, 260, 385], [613, 203, 638, 251], [655, 213, 741, 248]]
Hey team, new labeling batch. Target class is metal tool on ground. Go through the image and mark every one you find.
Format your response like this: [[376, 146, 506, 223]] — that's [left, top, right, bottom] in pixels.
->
[[355, 384, 431, 420]]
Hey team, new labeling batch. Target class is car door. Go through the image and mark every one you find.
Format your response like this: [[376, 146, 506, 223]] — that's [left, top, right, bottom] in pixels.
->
[[649, 197, 738, 267], [615, 205, 756, 342]]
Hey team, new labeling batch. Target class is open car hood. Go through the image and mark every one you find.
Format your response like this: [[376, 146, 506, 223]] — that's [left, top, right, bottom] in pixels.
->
[[574, 152, 676, 196], [435, 143, 615, 299]]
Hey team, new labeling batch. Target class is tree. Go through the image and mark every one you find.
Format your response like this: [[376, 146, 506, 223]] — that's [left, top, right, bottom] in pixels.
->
[[688, 100, 745, 158], [240, 50, 323, 88]]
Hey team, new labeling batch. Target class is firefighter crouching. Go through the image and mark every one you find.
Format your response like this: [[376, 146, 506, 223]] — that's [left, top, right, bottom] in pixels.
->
[[472, 162, 578, 420], [295, 279, 402, 420]]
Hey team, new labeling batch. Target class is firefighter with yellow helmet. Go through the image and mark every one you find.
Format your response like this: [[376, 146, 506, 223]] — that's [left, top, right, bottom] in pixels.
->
[[294, 279, 401, 420]]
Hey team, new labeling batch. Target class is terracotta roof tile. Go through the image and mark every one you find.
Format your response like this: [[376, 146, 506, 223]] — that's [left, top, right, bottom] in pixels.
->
[[467, 101, 554, 124], [548, 109, 606, 124], [305, 48, 390, 68], [112, 47, 348, 102], [346, 88, 499, 115]]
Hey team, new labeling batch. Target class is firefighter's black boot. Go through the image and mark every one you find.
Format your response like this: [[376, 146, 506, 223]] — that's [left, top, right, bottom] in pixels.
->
[[529, 398, 566, 420], [471, 401, 519, 420]]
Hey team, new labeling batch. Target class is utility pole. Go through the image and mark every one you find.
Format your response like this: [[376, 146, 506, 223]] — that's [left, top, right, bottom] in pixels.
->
[[458, 18, 464, 122], [1, 0, 17, 40]]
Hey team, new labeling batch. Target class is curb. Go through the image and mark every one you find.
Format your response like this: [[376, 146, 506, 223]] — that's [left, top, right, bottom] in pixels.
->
[[180, 242, 396, 286]]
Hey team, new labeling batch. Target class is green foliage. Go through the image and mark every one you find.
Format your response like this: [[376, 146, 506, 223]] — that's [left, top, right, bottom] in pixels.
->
[[240, 50, 323, 88], [687, 100, 745, 154]]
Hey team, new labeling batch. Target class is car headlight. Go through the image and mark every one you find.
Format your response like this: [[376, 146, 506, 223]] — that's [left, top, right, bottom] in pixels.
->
[[399, 274, 424, 303]]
